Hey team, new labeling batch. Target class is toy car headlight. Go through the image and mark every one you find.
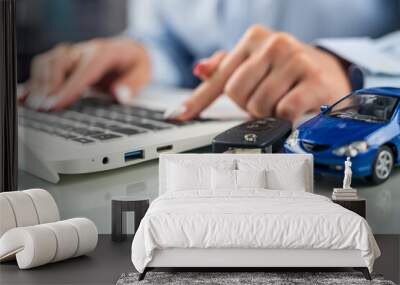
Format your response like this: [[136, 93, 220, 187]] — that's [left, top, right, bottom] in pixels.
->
[[286, 130, 299, 148], [332, 141, 369, 157]]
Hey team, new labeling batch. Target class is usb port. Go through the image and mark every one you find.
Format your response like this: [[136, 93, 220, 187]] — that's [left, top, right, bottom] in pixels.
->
[[124, 150, 144, 162], [156, 145, 173, 153]]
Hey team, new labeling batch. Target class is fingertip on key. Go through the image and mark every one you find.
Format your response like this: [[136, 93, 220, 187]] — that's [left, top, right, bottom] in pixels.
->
[[163, 104, 188, 120]]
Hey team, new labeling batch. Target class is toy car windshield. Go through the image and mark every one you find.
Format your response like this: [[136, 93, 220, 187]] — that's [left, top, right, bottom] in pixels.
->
[[326, 93, 398, 123]]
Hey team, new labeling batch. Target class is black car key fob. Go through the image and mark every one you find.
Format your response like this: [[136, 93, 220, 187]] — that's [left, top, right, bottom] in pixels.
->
[[212, 118, 292, 153]]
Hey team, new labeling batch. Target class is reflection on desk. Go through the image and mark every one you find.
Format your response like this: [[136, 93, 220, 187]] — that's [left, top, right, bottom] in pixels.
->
[[18, 158, 400, 234], [18, 160, 159, 234], [315, 171, 400, 234]]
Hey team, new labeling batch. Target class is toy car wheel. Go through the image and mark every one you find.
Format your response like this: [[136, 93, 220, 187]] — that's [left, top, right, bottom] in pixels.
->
[[368, 146, 394, 184]]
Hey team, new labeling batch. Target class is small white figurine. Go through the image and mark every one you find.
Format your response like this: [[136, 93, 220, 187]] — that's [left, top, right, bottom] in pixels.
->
[[343, 157, 352, 189]]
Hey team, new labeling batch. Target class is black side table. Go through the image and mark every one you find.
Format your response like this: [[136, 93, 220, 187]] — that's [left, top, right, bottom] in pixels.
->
[[112, 198, 149, 242], [332, 198, 366, 218]]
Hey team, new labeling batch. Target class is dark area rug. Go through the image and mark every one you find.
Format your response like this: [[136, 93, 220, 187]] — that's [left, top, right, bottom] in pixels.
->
[[116, 272, 396, 285]]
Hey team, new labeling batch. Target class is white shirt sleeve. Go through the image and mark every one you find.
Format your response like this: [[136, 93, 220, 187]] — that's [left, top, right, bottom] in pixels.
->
[[121, 0, 184, 86], [316, 31, 400, 89]]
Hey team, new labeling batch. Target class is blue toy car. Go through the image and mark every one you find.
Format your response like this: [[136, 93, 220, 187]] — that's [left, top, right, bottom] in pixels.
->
[[284, 87, 400, 184]]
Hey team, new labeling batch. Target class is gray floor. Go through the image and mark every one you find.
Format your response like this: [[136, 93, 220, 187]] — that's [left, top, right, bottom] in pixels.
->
[[1, 235, 399, 285], [0, 235, 133, 285]]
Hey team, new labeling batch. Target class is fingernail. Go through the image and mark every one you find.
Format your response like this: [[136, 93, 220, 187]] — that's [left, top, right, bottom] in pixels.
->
[[115, 85, 133, 105], [25, 94, 47, 110], [163, 104, 188, 120], [193, 64, 203, 76], [193, 62, 209, 77], [41, 95, 61, 111]]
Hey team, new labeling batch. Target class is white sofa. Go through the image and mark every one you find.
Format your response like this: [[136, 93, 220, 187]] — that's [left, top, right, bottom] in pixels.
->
[[0, 189, 98, 269]]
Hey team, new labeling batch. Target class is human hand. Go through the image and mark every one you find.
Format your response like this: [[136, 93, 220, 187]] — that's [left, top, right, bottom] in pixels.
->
[[177, 25, 351, 122], [20, 38, 151, 111]]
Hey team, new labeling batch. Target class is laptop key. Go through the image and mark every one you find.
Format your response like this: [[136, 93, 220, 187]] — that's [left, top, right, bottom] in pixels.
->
[[144, 109, 165, 120], [137, 123, 171, 130], [55, 132, 78, 139], [166, 119, 196, 126], [71, 128, 104, 136], [63, 134, 79, 139], [90, 133, 122, 140], [92, 121, 109, 128], [72, 137, 95, 144], [120, 106, 165, 120], [109, 128, 143, 136], [85, 130, 105, 136]]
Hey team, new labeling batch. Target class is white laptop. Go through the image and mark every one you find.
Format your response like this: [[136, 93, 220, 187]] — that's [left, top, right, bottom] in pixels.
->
[[18, 86, 245, 183]]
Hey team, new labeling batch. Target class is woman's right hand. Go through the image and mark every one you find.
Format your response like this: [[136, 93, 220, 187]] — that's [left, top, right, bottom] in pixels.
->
[[20, 38, 152, 111]]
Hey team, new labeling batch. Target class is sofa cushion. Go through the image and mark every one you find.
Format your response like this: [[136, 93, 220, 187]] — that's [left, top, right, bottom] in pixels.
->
[[0, 196, 16, 237], [0, 192, 39, 227], [0, 218, 97, 269]]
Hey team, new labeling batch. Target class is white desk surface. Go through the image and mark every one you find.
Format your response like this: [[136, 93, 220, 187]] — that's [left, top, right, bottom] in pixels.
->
[[18, 158, 400, 234]]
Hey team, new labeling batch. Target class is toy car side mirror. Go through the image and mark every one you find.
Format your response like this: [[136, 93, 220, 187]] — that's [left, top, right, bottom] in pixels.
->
[[320, 105, 329, 113]]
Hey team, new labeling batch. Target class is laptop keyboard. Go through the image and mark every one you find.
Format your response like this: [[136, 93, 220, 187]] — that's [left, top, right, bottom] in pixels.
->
[[18, 97, 205, 144]]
